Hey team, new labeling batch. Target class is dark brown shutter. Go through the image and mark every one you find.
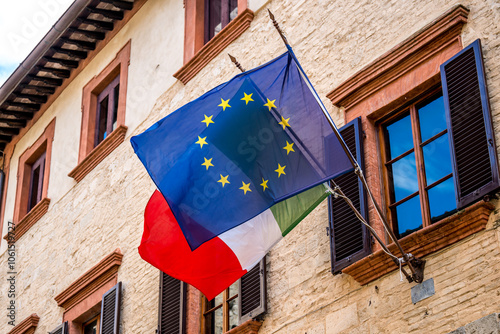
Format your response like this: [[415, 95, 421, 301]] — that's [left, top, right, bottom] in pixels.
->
[[49, 321, 68, 334], [239, 257, 266, 323], [441, 39, 500, 208], [100, 282, 122, 334], [328, 117, 371, 274], [158, 272, 186, 334]]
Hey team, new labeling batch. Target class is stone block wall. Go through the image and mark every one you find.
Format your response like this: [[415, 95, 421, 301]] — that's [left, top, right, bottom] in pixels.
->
[[1, 0, 500, 333]]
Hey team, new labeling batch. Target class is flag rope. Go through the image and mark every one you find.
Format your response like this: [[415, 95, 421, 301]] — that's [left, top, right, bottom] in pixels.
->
[[265, 10, 426, 283]]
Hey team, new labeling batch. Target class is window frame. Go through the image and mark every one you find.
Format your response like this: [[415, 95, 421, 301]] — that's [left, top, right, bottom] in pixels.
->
[[69, 41, 130, 183], [201, 285, 239, 333], [378, 87, 457, 238], [11, 118, 55, 242], [82, 315, 100, 334], [174, 0, 254, 84], [27, 151, 46, 212]]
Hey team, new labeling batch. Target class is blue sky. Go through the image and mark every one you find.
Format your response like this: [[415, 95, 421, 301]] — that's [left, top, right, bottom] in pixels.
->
[[0, 0, 73, 87]]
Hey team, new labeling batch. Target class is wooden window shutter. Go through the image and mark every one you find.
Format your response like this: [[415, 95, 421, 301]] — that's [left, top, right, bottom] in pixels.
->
[[158, 272, 186, 334], [239, 257, 266, 323], [328, 117, 371, 274], [49, 321, 68, 334], [441, 39, 500, 209], [100, 282, 122, 334]]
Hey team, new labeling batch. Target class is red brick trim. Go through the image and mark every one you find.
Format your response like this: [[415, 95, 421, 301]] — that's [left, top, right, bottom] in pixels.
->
[[68, 125, 127, 182], [5, 197, 50, 243], [226, 320, 263, 334], [54, 249, 122, 311], [77, 40, 130, 161], [12, 118, 55, 229], [343, 200, 494, 285], [7, 314, 39, 334], [174, 7, 254, 84], [326, 4, 469, 110], [1, 0, 147, 176]]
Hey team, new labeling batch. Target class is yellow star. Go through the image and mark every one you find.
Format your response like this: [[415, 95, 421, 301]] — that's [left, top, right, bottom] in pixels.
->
[[239, 181, 252, 195], [283, 141, 295, 155], [218, 98, 231, 111], [278, 116, 290, 130], [196, 136, 208, 148], [217, 174, 230, 187], [241, 92, 254, 105], [202, 114, 214, 127], [275, 164, 286, 178], [260, 178, 269, 192], [263, 98, 276, 111], [201, 157, 214, 170]]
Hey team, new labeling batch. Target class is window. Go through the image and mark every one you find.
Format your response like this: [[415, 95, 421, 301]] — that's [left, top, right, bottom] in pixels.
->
[[11, 118, 55, 243], [205, 0, 239, 43], [83, 316, 99, 334], [382, 92, 457, 238], [27, 152, 46, 212], [326, 6, 499, 283], [95, 75, 120, 147], [202, 281, 239, 333], [69, 41, 130, 183], [158, 259, 266, 334], [174, 0, 254, 84], [54, 250, 123, 334]]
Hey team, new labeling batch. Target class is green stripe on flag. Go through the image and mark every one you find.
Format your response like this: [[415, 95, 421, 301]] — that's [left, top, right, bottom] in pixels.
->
[[270, 184, 329, 237]]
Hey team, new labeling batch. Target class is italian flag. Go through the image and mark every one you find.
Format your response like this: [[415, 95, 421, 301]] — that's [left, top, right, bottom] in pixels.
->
[[139, 184, 328, 300]]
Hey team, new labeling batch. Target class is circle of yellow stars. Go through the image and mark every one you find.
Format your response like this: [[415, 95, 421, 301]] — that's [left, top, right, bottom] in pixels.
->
[[196, 92, 295, 195]]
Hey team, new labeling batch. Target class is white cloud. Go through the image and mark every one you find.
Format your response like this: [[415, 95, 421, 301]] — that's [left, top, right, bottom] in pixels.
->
[[0, 0, 73, 86]]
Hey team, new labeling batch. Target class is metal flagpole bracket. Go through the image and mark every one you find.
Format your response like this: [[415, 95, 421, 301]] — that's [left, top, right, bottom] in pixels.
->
[[268, 10, 426, 285]]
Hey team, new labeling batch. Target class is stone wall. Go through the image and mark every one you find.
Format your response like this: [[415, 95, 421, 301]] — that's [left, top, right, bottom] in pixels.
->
[[1, 0, 500, 333]]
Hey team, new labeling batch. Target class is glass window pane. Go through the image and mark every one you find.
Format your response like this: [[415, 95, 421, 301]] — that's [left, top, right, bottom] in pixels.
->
[[97, 96, 109, 145], [395, 195, 423, 238], [83, 319, 98, 334], [213, 307, 223, 334], [229, 280, 239, 298], [428, 177, 457, 222], [213, 292, 223, 307], [112, 83, 119, 131], [229, 299, 239, 330], [418, 95, 446, 142], [422, 133, 453, 185], [390, 152, 418, 202], [385, 113, 413, 159], [28, 165, 41, 211]]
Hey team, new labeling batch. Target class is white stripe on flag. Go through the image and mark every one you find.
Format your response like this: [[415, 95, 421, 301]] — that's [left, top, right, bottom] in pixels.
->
[[218, 209, 283, 271]]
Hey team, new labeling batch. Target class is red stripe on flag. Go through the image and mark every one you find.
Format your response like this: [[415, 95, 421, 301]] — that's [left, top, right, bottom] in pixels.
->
[[139, 190, 247, 300]]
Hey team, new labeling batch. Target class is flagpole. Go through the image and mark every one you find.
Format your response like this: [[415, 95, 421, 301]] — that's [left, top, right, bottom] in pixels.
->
[[266, 10, 425, 283], [228, 54, 413, 283]]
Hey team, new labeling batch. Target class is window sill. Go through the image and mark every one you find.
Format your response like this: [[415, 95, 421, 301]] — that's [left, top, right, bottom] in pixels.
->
[[226, 320, 262, 334], [69, 125, 127, 183], [342, 200, 494, 285], [4, 197, 51, 244], [174, 8, 254, 85]]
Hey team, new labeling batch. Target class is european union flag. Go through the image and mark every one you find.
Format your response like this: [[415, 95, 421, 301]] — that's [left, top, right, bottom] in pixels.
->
[[131, 49, 352, 250]]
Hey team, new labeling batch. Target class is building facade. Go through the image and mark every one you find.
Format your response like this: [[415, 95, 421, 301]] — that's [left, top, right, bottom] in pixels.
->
[[1, 0, 500, 333]]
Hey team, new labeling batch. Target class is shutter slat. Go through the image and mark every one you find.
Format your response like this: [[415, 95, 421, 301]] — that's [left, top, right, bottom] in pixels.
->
[[239, 257, 266, 323], [329, 118, 371, 273], [441, 39, 500, 207], [49, 322, 68, 334], [100, 282, 121, 334], [158, 272, 185, 334]]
